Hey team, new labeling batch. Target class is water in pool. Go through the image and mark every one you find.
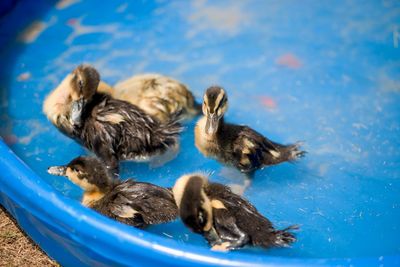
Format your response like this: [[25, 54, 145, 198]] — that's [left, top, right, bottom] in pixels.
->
[[0, 0, 399, 260]]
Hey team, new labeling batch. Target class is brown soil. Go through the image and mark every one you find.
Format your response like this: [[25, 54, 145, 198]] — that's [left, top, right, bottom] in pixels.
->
[[0, 205, 58, 267]]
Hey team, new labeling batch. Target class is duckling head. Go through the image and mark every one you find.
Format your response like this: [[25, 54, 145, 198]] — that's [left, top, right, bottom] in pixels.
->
[[48, 156, 113, 193], [173, 174, 213, 234], [69, 64, 100, 126], [202, 86, 228, 135]]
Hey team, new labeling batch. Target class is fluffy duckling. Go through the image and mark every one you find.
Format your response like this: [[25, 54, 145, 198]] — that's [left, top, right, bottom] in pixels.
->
[[43, 66, 114, 135], [173, 174, 298, 251], [113, 74, 201, 122], [48, 156, 178, 228], [64, 64, 182, 175], [195, 86, 305, 173]]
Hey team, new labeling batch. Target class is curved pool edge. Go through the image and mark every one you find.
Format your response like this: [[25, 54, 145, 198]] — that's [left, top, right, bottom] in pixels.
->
[[0, 139, 399, 267]]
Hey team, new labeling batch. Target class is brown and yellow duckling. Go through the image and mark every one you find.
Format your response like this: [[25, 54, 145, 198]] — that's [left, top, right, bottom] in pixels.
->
[[43, 66, 113, 135], [44, 67, 199, 129], [49, 64, 182, 175], [195, 86, 305, 174], [48, 156, 178, 228], [173, 174, 298, 251], [113, 73, 201, 122]]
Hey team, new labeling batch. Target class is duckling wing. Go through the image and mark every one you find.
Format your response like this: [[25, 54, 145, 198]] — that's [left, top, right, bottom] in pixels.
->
[[81, 95, 167, 168], [110, 100, 183, 158], [109, 181, 178, 227], [96, 98, 155, 146], [207, 183, 262, 218], [211, 206, 251, 250], [207, 183, 292, 248], [231, 126, 296, 171]]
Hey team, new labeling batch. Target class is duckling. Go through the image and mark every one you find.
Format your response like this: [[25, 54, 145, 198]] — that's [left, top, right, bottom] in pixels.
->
[[113, 74, 201, 122], [48, 156, 178, 228], [173, 174, 298, 251], [43, 67, 114, 135], [62, 64, 182, 175], [195, 86, 305, 173]]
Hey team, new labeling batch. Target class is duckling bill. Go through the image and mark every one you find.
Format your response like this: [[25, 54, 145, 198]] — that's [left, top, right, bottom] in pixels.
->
[[173, 174, 298, 251], [56, 64, 182, 175], [195, 86, 305, 173], [48, 156, 178, 228]]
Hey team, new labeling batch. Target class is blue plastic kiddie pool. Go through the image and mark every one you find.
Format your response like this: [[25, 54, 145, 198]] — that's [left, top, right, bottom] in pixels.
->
[[0, 0, 399, 266]]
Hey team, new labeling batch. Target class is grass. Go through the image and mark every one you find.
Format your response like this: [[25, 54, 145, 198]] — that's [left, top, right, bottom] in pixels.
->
[[0, 205, 58, 267]]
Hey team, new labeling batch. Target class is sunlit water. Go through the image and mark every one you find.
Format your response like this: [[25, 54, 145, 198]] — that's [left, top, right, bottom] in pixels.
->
[[0, 0, 399, 259]]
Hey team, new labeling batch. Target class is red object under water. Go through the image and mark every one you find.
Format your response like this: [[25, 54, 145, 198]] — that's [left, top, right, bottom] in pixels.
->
[[276, 53, 302, 69], [260, 96, 277, 109], [3, 135, 18, 145], [67, 18, 78, 26]]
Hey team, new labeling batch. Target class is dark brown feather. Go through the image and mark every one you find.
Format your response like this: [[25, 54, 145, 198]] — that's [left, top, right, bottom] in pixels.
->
[[205, 182, 297, 248], [70, 93, 182, 172], [213, 120, 305, 172], [92, 179, 178, 228]]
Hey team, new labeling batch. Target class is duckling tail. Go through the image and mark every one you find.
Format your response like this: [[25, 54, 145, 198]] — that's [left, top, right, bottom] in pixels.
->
[[272, 224, 299, 247], [155, 111, 183, 147], [283, 141, 307, 162], [264, 141, 306, 166]]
